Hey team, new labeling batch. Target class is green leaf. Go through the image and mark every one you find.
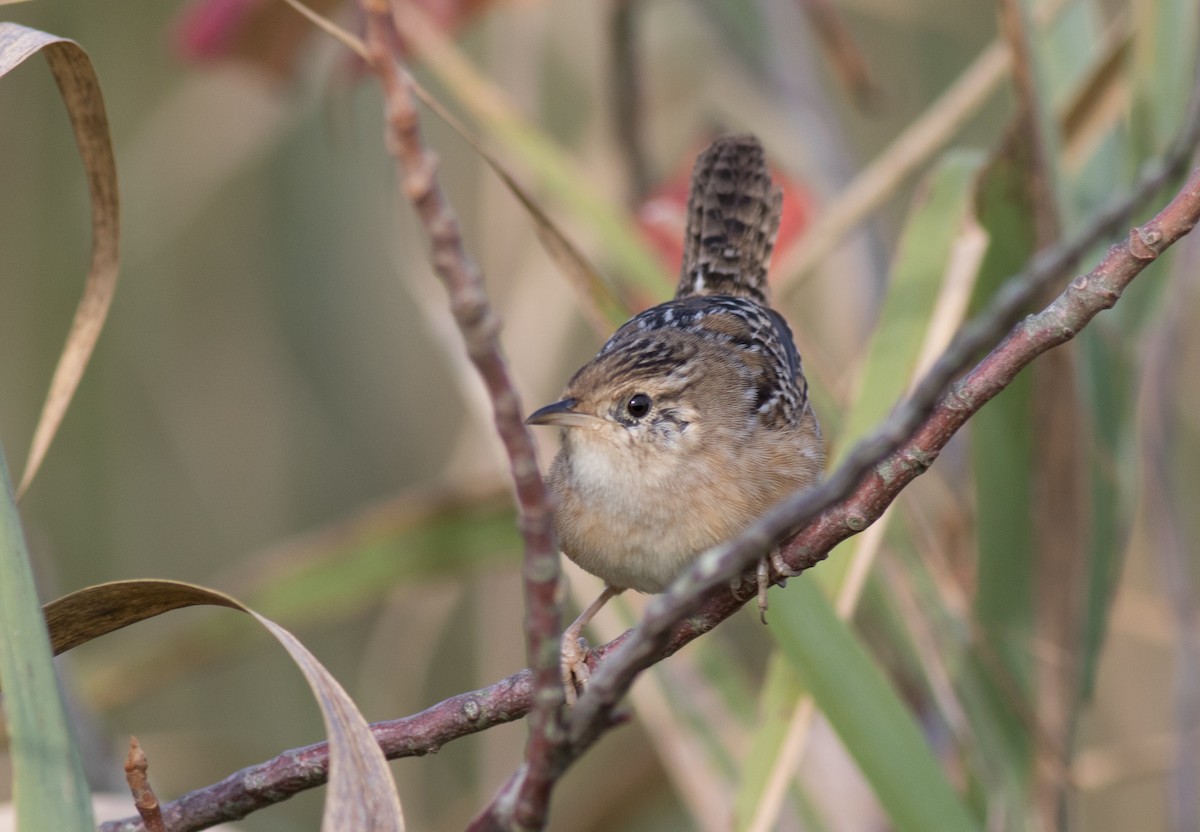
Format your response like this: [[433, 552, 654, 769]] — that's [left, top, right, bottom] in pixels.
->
[[0, 449, 94, 831], [773, 579, 980, 832], [1074, 326, 1134, 700]]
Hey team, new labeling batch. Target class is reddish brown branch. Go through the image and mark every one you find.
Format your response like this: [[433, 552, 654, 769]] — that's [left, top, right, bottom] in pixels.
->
[[100, 671, 535, 832], [358, 3, 563, 827]]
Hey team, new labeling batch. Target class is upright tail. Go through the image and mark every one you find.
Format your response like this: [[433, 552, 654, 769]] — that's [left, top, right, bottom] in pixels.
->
[[675, 134, 782, 305]]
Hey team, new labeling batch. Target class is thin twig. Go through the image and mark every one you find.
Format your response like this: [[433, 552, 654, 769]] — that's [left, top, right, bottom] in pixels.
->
[[123, 737, 166, 832], [100, 671, 537, 832], [360, 1, 565, 829]]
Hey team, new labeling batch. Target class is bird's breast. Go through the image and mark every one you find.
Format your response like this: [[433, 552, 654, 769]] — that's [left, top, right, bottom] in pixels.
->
[[548, 434, 714, 592]]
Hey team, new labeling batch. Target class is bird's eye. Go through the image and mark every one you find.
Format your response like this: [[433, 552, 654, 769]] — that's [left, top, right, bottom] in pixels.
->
[[626, 393, 652, 419]]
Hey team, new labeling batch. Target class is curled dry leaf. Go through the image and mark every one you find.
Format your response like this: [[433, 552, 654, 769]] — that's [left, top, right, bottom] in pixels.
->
[[43, 580, 406, 832], [0, 23, 120, 499]]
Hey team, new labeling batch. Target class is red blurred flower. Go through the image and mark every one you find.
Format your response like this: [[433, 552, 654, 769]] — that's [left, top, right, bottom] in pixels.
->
[[172, 0, 494, 78]]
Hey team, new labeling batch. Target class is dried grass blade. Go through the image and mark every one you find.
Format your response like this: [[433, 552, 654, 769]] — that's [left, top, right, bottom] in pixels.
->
[[0, 24, 121, 499]]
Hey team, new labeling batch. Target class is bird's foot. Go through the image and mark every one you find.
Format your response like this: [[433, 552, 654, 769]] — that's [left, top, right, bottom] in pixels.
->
[[561, 629, 591, 707], [757, 548, 794, 623]]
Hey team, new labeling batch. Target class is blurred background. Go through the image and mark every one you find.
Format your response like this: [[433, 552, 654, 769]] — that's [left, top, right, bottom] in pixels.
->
[[1, 0, 1198, 829]]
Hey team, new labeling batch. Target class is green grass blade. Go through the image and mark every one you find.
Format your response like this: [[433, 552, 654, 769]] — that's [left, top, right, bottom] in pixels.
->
[[1074, 324, 1134, 701], [0, 448, 94, 831], [772, 579, 979, 832]]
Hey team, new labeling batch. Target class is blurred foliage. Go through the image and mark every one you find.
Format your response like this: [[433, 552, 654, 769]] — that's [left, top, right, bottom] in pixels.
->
[[2, 0, 1199, 830]]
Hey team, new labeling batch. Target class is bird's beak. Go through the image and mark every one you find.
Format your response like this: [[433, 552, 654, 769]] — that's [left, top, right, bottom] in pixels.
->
[[525, 398, 603, 429]]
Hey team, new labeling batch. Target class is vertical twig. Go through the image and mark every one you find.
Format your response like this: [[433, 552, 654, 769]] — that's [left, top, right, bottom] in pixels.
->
[[123, 737, 166, 832], [359, 2, 564, 829]]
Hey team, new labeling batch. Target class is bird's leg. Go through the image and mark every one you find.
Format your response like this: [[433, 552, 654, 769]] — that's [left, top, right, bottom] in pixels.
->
[[562, 585, 623, 707]]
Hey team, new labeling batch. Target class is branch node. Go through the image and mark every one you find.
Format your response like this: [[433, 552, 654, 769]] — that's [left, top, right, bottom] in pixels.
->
[[405, 152, 439, 203], [945, 382, 976, 412], [1130, 223, 1163, 260], [845, 512, 868, 532], [901, 447, 937, 473]]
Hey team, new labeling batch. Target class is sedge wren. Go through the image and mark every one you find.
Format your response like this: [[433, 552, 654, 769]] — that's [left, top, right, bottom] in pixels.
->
[[527, 134, 825, 703]]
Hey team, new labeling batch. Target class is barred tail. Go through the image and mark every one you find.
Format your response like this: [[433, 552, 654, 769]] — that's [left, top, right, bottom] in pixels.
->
[[675, 134, 782, 304]]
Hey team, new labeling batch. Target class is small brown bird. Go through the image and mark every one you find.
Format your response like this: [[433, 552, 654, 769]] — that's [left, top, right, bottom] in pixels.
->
[[527, 135, 825, 703]]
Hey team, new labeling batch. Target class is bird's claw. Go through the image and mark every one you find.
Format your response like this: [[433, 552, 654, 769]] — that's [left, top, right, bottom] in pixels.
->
[[561, 632, 591, 707], [757, 549, 795, 623], [757, 557, 770, 623], [770, 549, 796, 581]]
